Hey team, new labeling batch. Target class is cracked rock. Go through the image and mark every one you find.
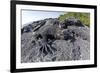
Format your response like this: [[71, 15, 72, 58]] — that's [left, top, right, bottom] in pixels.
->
[[21, 18, 90, 63]]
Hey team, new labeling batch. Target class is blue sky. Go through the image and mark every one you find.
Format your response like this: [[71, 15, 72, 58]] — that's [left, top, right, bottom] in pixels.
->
[[22, 10, 66, 26]]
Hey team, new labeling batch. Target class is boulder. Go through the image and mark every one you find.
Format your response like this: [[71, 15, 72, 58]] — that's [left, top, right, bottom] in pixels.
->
[[60, 18, 84, 29], [21, 17, 90, 63]]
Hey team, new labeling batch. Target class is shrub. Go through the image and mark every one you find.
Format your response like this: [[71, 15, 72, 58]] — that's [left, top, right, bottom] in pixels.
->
[[58, 12, 90, 27]]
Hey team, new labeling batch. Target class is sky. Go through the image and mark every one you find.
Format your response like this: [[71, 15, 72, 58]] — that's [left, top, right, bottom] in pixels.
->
[[22, 10, 66, 26]]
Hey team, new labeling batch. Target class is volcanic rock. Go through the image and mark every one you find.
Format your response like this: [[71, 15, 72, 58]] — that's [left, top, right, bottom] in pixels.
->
[[21, 18, 90, 63]]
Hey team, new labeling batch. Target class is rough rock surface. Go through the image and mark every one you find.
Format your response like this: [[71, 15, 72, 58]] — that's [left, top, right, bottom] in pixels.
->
[[21, 18, 90, 63]]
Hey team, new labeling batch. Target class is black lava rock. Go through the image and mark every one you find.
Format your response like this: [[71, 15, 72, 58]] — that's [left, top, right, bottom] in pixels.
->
[[21, 17, 90, 63]]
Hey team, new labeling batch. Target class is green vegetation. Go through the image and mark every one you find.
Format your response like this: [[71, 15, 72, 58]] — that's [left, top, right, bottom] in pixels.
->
[[58, 12, 90, 27]]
